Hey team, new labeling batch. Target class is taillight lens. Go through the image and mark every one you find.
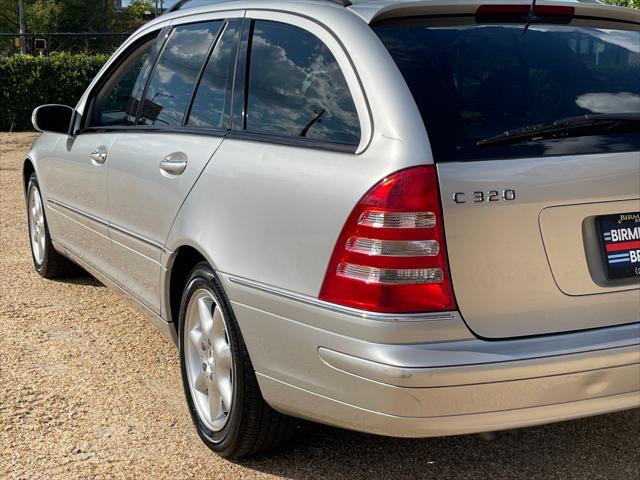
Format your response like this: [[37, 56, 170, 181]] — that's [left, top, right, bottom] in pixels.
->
[[319, 166, 457, 313], [475, 4, 575, 19]]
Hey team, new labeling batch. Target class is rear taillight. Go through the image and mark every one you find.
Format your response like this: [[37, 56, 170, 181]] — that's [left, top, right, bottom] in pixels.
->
[[319, 166, 457, 313]]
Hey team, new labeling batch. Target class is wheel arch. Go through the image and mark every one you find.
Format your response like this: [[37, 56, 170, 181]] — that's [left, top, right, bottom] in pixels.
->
[[165, 245, 210, 328], [23, 157, 36, 196]]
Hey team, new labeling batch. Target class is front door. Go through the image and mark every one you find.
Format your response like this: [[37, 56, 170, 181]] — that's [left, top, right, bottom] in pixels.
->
[[44, 132, 115, 275]]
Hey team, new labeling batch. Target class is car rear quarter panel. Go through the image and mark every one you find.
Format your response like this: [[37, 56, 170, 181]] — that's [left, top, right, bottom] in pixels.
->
[[164, 5, 432, 297]]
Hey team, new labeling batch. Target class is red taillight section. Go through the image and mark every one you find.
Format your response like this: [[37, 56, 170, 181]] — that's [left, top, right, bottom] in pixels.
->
[[532, 5, 575, 16], [476, 4, 530, 15], [476, 4, 575, 17], [319, 166, 457, 313]]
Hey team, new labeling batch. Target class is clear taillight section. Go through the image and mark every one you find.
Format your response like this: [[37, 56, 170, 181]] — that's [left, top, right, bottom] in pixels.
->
[[319, 165, 457, 313]]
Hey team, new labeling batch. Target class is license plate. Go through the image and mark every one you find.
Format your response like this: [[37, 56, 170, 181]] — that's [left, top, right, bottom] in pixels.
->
[[597, 212, 640, 281]]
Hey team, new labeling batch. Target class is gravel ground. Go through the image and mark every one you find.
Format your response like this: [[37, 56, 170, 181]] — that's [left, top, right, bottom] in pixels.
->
[[0, 131, 639, 480]]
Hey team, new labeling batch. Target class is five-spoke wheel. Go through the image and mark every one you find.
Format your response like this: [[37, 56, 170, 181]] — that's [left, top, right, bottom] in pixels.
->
[[27, 182, 46, 267], [25, 173, 76, 278], [184, 289, 234, 432]]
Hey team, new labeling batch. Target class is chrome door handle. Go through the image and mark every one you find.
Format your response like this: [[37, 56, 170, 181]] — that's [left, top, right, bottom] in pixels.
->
[[90, 145, 108, 164], [160, 152, 188, 175]]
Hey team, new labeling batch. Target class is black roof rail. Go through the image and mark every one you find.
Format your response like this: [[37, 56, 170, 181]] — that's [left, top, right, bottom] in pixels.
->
[[168, 0, 352, 14]]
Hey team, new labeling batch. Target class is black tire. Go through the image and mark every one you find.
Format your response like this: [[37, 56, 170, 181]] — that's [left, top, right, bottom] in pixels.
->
[[178, 262, 296, 458], [26, 174, 77, 278]]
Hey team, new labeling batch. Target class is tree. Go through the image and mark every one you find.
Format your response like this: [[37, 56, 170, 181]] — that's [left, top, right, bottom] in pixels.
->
[[25, 0, 64, 32], [606, 0, 640, 8], [117, 0, 156, 30]]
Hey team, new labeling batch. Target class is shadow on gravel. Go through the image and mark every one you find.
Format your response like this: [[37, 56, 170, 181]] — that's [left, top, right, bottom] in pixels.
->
[[240, 409, 640, 480], [61, 275, 104, 287], [51, 269, 104, 288]]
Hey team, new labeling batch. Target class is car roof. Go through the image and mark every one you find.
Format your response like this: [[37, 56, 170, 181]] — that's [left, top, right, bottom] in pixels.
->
[[161, 0, 639, 25]]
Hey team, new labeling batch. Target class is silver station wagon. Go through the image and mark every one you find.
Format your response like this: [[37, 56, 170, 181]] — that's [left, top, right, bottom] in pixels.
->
[[24, 0, 640, 458]]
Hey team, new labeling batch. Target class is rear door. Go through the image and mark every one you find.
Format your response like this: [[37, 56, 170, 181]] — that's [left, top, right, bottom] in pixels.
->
[[375, 16, 640, 338], [106, 15, 241, 312]]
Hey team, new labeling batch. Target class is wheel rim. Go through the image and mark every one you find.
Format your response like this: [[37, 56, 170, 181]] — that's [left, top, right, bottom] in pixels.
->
[[184, 288, 234, 432], [28, 185, 46, 266]]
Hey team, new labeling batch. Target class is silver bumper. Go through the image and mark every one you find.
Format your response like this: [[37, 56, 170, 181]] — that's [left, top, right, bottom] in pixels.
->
[[223, 274, 640, 437]]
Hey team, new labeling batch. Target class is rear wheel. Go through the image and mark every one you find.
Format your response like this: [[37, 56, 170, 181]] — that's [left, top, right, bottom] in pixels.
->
[[178, 262, 296, 458], [26, 174, 76, 278]]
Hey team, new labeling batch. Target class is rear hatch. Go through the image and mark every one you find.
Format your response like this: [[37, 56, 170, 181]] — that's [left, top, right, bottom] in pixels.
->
[[373, 5, 640, 338]]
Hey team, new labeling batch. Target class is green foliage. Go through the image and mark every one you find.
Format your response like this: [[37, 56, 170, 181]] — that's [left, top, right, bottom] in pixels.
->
[[0, 52, 108, 131], [0, 0, 156, 34], [25, 0, 64, 32], [606, 0, 640, 8], [119, 0, 157, 30]]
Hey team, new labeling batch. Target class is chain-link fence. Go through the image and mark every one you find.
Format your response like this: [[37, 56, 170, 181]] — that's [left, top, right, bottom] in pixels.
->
[[0, 32, 132, 56]]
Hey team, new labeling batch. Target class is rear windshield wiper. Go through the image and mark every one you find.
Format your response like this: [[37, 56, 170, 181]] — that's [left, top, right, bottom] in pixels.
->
[[477, 113, 640, 147]]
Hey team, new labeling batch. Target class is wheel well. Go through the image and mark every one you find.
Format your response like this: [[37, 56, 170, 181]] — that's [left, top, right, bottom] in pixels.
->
[[23, 159, 35, 193], [169, 246, 207, 325]]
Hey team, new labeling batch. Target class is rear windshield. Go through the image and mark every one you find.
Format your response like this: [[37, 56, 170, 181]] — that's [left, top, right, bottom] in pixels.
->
[[373, 19, 640, 162]]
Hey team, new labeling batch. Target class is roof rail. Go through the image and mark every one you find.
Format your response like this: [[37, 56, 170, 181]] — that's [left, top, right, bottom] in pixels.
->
[[168, 0, 352, 14], [166, 0, 197, 13]]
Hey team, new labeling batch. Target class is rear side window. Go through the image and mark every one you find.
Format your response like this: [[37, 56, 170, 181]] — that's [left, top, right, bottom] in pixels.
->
[[138, 21, 223, 126], [245, 20, 360, 145], [187, 20, 240, 129], [374, 19, 640, 161]]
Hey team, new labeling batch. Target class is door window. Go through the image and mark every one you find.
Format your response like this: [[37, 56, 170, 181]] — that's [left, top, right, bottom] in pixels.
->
[[138, 21, 224, 126], [90, 35, 157, 127], [245, 20, 360, 145], [187, 20, 240, 129]]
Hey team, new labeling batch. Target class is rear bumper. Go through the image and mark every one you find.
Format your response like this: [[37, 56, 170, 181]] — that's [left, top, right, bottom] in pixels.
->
[[222, 275, 640, 437]]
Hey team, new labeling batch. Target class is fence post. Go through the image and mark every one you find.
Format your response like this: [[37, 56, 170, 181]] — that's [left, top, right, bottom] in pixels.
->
[[18, 0, 26, 54]]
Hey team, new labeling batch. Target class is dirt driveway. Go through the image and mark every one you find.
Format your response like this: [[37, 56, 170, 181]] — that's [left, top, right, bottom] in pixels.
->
[[1, 132, 638, 480]]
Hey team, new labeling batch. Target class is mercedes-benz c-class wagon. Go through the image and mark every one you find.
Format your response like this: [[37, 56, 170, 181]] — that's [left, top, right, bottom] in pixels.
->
[[23, 0, 640, 458]]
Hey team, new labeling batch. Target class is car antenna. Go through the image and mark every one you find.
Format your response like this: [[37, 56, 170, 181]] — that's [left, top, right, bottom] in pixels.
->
[[523, 0, 537, 35]]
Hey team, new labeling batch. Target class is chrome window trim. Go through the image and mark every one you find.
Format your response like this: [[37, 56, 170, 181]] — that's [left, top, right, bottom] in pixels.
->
[[228, 275, 456, 322]]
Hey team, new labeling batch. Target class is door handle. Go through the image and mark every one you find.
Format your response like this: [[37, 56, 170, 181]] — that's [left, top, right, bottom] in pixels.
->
[[90, 145, 108, 164], [160, 152, 188, 175]]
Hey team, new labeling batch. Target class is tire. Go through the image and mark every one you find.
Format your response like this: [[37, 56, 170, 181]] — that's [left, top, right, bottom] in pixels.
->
[[26, 174, 77, 278], [178, 262, 296, 458]]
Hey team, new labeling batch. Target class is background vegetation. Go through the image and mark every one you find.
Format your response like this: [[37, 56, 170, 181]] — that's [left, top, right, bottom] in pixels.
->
[[0, 0, 157, 33], [0, 52, 108, 130], [606, 0, 640, 8]]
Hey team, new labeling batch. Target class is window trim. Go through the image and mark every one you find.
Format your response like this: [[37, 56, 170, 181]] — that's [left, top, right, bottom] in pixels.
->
[[79, 9, 371, 155]]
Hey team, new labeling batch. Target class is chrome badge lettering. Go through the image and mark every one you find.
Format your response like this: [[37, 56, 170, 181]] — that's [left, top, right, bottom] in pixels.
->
[[453, 189, 516, 204]]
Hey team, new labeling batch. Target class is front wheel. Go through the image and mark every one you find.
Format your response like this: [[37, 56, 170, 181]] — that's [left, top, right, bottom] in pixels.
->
[[26, 174, 76, 278], [178, 262, 296, 458]]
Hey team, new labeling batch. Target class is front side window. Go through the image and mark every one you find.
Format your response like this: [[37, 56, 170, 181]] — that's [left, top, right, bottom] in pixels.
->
[[245, 20, 361, 145], [90, 36, 156, 127], [374, 19, 640, 161], [138, 21, 223, 126]]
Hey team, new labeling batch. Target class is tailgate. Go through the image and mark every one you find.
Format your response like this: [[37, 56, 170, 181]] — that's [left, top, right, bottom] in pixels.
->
[[438, 152, 640, 339]]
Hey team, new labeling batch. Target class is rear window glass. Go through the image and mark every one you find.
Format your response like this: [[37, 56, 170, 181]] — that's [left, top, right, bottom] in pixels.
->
[[187, 20, 240, 129], [374, 20, 640, 161], [245, 20, 361, 146], [139, 21, 223, 127]]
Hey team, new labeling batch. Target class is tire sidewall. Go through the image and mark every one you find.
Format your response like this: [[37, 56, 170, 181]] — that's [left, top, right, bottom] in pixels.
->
[[178, 264, 246, 455]]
